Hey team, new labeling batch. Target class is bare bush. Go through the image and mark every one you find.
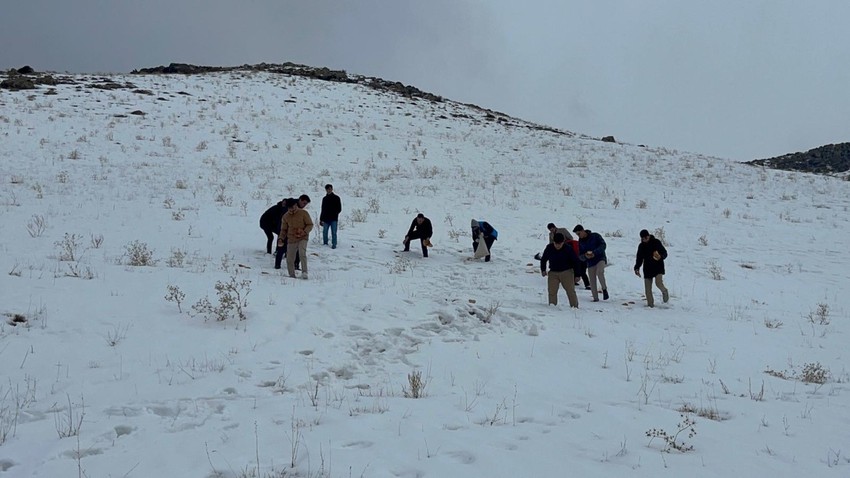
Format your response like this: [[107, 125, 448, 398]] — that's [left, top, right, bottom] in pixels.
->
[[165, 285, 186, 313], [191, 276, 252, 321], [124, 240, 156, 266], [707, 261, 723, 280], [646, 414, 696, 452], [806, 303, 830, 325], [55, 233, 83, 262], [90, 234, 104, 249], [800, 362, 828, 384], [350, 208, 368, 223], [26, 215, 47, 237], [402, 370, 427, 398], [53, 394, 84, 438]]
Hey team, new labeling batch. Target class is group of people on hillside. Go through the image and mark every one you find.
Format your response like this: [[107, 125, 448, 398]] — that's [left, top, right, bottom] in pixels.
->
[[537, 223, 669, 309], [259, 188, 669, 308], [258, 184, 342, 279]]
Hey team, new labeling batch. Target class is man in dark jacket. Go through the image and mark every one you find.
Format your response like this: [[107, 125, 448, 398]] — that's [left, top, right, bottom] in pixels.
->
[[320, 184, 342, 249], [634, 229, 669, 307], [574, 224, 609, 301], [260, 199, 286, 254], [540, 232, 580, 307], [471, 219, 498, 262], [403, 213, 433, 257]]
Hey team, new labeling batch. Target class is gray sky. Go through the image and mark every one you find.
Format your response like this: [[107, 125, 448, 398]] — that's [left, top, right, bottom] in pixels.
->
[[2, 0, 848, 161]]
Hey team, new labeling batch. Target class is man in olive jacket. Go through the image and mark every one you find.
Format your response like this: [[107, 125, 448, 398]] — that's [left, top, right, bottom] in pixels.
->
[[634, 229, 669, 307], [278, 195, 314, 279]]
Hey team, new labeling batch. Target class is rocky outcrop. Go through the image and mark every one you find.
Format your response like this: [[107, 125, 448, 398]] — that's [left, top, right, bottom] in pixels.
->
[[747, 143, 850, 176], [0, 76, 36, 90]]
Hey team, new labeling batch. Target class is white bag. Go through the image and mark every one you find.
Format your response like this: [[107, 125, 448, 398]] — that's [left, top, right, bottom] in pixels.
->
[[473, 233, 489, 259]]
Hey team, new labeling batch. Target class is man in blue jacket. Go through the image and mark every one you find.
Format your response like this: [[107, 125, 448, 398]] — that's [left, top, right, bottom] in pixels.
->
[[573, 224, 609, 302], [471, 219, 498, 262]]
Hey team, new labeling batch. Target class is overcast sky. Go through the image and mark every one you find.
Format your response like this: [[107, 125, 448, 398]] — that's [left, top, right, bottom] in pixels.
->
[[2, 0, 848, 161]]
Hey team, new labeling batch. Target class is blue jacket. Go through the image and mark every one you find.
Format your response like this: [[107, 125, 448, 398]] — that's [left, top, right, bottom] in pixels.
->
[[472, 220, 498, 240], [578, 230, 607, 267]]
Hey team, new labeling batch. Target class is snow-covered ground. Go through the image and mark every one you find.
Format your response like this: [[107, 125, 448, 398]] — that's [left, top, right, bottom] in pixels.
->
[[1, 70, 848, 477]]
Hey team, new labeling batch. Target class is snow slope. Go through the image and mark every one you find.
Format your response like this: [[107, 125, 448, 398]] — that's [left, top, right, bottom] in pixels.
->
[[0, 69, 848, 477]]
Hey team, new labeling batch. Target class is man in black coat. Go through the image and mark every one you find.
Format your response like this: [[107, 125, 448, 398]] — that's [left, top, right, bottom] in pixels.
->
[[403, 213, 433, 257], [634, 229, 669, 307], [259, 199, 286, 254], [540, 232, 580, 307], [320, 184, 342, 249]]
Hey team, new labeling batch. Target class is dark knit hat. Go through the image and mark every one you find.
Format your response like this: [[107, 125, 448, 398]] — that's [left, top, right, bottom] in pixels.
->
[[547, 223, 556, 230], [553, 232, 565, 243], [572, 224, 584, 233], [639, 229, 650, 238]]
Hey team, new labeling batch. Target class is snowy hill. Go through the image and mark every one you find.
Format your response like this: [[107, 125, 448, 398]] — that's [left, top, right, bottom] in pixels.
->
[[1, 68, 849, 477]]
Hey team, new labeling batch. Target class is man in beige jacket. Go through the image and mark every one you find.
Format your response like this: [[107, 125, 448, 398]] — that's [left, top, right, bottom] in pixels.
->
[[278, 194, 313, 279]]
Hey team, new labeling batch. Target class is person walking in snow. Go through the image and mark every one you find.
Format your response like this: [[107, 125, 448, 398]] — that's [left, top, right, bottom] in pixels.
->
[[535, 223, 573, 256], [320, 184, 342, 249], [573, 224, 609, 301], [540, 232, 580, 308], [403, 213, 433, 257], [259, 199, 286, 254], [278, 195, 313, 279], [471, 219, 497, 262], [634, 229, 669, 307]]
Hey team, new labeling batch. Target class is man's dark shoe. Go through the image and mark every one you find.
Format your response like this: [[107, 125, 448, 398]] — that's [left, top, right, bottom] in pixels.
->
[[603, 289, 609, 300], [485, 255, 491, 262], [585, 286, 592, 290]]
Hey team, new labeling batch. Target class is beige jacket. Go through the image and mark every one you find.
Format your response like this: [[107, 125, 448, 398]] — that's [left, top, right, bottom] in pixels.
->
[[280, 208, 314, 241]]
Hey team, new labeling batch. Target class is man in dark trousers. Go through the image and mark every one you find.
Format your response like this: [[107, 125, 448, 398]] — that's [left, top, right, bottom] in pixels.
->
[[634, 229, 669, 307], [471, 219, 498, 262], [403, 213, 433, 257], [540, 232, 580, 308], [259, 199, 286, 254], [320, 184, 342, 249]]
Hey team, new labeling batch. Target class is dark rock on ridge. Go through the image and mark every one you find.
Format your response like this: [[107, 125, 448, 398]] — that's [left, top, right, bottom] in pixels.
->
[[747, 143, 850, 176]]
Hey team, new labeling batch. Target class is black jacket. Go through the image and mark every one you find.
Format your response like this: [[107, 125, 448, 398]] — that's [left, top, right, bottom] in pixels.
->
[[259, 202, 285, 232], [320, 193, 342, 222], [540, 242, 579, 273], [634, 235, 668, 278], [406, 217, 433, 238]]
